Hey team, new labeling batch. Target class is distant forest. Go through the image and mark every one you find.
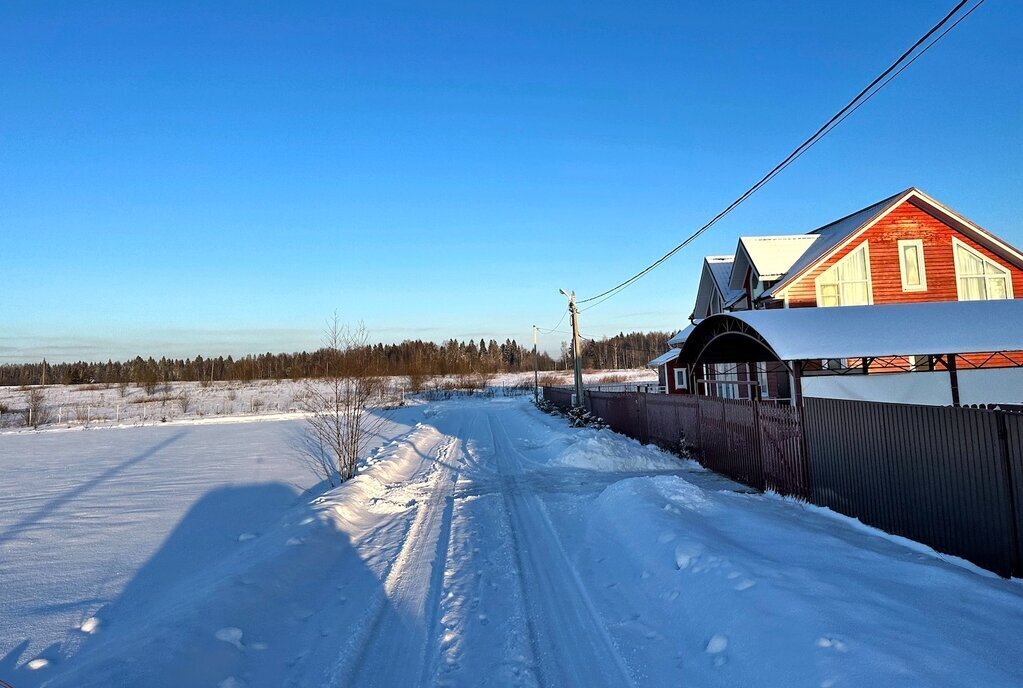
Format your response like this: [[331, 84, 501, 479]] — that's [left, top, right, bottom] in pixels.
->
[[0, 331, 675, 387]]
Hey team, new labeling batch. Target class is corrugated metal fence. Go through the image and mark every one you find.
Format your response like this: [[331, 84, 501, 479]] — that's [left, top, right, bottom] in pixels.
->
[[804, 397, 1023, 577], [545, 386, 1023, 577], [542, 386, 574, 413]]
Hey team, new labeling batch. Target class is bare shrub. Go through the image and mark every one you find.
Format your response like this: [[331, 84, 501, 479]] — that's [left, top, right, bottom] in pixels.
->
[[538, 372, 567, 387], [73, 402, 91, 426], [227, 389, 238, 401], [24, 388, 50, 428], [597, 373, 628, 384], [251, 397, 265, 412], [298, 315, 390, 486], [118, 380, 129, 398], [178, 392, 192, 414]]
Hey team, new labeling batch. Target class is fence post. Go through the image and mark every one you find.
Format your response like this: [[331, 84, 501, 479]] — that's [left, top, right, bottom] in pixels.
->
[[695, 394, 703, 451], [996, 411, 1023, 577], [798, 400, 813, 502], [637, 393, 648, 445], [721, 395, 729, 456]]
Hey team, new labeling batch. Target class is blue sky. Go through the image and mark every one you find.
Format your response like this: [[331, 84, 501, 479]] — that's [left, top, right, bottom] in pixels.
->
[[2, 1, 1020, 363]]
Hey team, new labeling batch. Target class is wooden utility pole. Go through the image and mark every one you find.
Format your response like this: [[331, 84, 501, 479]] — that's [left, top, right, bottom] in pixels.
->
[[532, 325, 539, 403], [560, 290, 585, 408]]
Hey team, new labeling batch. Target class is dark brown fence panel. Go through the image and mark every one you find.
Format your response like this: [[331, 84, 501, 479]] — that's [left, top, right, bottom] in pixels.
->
[[725, 399, 765, 490], [696, 397, 764, 490], [587, 391, 642, 439], [758, 402, 808, 499], [1004, 413, 1023, 575], [542, 386, 573, 413], [804, 397, 1020, 577], [643, 394, 695, 451]]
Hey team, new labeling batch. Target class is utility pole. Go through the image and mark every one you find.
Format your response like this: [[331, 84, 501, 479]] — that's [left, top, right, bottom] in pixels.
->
[[560, 289, 585, 408], [532, 325, 539, 403]]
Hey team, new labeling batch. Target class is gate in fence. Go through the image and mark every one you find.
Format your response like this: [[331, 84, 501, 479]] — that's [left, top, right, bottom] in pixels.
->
[[543, 385, 1023, 577]]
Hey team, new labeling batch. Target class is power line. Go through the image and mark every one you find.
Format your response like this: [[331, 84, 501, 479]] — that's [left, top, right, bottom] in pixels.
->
[[575, 0, 981, 310], [535, 309, 569, 334]]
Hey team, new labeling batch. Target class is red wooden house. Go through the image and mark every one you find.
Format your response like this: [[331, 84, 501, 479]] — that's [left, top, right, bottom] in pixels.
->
[[652, 188, 1023, 402]]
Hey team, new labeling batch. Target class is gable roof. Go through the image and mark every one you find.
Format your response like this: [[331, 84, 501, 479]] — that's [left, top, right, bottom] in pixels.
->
[[691, 257, 744, 318], [765, 188, 1023, 299], [763, 190, 905, 298], [706, 256, 735, 294], [728, 235, 820, 291]]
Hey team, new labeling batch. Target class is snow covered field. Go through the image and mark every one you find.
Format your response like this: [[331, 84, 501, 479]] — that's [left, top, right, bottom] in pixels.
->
[[0, 369, 656, 431], [1, 396, 1021, 687]]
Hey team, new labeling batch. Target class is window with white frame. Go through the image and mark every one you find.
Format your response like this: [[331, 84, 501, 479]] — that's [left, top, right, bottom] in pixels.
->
[[953, 238, 1013, 301], [673, 367, 688, 390], [898, 239, 927, 292], [815, 243, 873, 307]]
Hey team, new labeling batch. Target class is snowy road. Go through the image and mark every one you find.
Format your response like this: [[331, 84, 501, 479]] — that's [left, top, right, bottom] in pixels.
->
[[2, 397, 1023, 687]]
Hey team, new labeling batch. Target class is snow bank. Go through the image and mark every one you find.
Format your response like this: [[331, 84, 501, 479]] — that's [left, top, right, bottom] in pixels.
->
[[546, 428, 683, 472], [577, 472, 1023, 687]]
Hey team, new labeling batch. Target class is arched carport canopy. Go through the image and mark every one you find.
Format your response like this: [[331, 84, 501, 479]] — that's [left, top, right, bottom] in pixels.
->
[[678, 299, 1023, 367]]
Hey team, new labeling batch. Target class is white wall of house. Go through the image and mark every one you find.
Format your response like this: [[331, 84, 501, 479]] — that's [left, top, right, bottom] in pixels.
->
[[957, 368, 1023, 405], [803, 367, 1023, 406], [803, 372, 953, 405]]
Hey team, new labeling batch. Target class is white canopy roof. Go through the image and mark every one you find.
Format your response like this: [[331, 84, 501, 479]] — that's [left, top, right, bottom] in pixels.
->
[[647, 348, 680, 368], [706, 300, 1023, 361]]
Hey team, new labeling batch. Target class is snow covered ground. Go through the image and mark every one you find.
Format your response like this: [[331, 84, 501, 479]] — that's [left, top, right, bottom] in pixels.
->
[[1, 396, 1021, 687], [0, 369, 655, 431]]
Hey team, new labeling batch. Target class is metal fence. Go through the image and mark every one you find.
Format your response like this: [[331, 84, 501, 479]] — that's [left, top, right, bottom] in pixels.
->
[[804, 397, 1023, 577], [545, 386, 1023, 577], [542, 386, 575, 413]]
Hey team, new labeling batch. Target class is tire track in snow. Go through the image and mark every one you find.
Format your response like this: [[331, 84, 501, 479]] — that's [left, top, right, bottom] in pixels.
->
[[485, 410, 637, 688], [341, 413, 473, 687]]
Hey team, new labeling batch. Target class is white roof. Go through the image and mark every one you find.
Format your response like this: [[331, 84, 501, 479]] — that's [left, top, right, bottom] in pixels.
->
[[729, 235, 819, 290], [712, 300, 1023, 361], [667, 323, 697, 347], [647, 348, 680, 368]]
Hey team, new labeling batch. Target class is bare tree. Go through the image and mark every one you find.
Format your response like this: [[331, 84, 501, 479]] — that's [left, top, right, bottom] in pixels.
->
[[298, 314, 390, 486]]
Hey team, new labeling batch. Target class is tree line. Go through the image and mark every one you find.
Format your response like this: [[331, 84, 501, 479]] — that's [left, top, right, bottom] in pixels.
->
[[0, 331, 676, 387]]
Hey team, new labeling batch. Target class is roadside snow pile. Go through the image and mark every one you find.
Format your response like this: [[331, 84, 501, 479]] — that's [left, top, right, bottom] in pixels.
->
[[547, 429, 683, 472], [316, 422, 443, 530], [578, 472, 1023, 687]]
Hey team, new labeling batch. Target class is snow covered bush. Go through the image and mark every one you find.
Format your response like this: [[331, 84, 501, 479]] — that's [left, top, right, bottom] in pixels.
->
[[566, 407, 608, 429], [533, 397, 608, 429]]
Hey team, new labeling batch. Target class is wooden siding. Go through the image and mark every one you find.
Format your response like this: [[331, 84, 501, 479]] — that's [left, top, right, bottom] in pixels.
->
[[782, 199, 1023, 307]]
